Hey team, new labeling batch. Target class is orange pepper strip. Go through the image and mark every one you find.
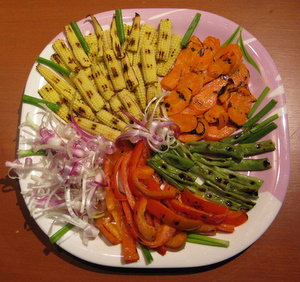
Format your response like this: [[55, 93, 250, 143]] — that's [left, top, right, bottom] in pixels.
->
[[166, 199, 227, 225], [181, 188, 228, 215], [222, 210, 248, 226], [146, 198, 203, 231], [122, 200, 176, 249], [120, 150, 136, 210], [108, 190, 139, 263], [132, 166, 178, 199], [133, 196, 156, 241]]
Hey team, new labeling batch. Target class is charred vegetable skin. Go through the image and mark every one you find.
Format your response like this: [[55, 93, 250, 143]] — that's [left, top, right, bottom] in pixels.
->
[[148, 140, 275, 211]]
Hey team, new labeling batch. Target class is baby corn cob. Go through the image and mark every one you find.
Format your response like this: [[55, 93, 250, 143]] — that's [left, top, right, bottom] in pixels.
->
[[74, 117, 121, 141], [110, 15, 125, 59], [121, 53, 139, 91], [38, 83, 73, 122], [109, 95, 131, 124], [70, 69, 105, 112], [91, 63, 115, 100], [85, 33, 98, 63], [64, 24, 91, 68], [102, 29, 112, 52], [52, 39, 81, 73], [156, 33, 183, 76], [50, 53, 76, 87], [140, 24, 157, 46], [36, 64, 96, 121], [103, 49, 126, 91], [140, 44, 158, 84], [117, 89, 143, 121], [89, 14, 104, 59], [132, 64, 147, 110], [146, 83, 161, 115], [96, 109, 128, 131], [126, 13, 141, 52], [156, 19, 172, 61]]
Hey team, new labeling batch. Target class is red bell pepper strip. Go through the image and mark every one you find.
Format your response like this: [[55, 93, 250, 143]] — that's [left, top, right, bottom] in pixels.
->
[[166, 199, 227, 225], [216, 223, 235, 233], [146, 198, 204, 231], [132, 166, 178, 199], [120, 150, 136, 210], [181, 188, 228, 214]]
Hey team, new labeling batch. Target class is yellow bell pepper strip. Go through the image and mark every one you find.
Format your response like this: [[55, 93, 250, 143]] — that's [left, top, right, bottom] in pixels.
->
[[146, 198, 204, 231], [133, 196, 156, 241], [132, 165, 179, 199], [164, 230, 187, 249], [181, 188, 229, 214], [95, 216, 122, 245]]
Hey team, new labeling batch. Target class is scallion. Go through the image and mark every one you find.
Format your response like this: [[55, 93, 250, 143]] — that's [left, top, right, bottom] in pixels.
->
[[140, 244, 154, 264], [36, 56, 70, 76], [49, 223, 74, 244], [243, 99, 278, 128], [247, 86, 270, 118], [180, 13, 201, 47], [238, 30, 261, 74], [70, 21, 90, 53], [22, 94, 60, 111], [18, 149, 47, 157], [221, 26, 242, 47], [187, 234, 229, 248], [115, 9, 125, 43]]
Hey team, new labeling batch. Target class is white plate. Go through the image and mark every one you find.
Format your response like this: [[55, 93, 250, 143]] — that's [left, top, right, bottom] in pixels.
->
[[19, 8, 290, 268]]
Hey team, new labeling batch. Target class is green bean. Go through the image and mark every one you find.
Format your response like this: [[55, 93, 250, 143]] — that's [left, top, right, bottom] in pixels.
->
[[227, 158, 271, 171], [186, 141, 244, 161], [240, 140, 276, 156], [192, 153, 235, 167]]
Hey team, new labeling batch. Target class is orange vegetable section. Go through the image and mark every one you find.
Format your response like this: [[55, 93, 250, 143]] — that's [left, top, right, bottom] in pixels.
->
[[161, 36, 256, 142], [97, 140, 249, 263]]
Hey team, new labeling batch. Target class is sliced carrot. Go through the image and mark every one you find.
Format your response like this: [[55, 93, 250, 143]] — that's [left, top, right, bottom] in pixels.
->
[[163, 86, 192, 116], [218, 111, 229, 129], [229, 63, 250, 88], [176, 72, 204, 96], [194, 36, 220, 72], [203, 103, 226, 124], [227, 91, 255, 127], [178, 133, 204, 143], [188, 77, 228, 115], [170, 113, 198, 133], [205, 124, 237, 141]]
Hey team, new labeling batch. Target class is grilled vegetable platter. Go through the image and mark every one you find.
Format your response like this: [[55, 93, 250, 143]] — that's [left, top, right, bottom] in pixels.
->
[[6, 9, 289, 268]]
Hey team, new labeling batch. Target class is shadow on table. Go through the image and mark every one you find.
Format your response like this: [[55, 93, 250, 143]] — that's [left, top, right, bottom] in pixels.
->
[[1, 175, 246, 276]]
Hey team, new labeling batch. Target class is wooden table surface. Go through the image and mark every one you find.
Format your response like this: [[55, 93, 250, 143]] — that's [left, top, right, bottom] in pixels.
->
[[1, 0, 299, 281]]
